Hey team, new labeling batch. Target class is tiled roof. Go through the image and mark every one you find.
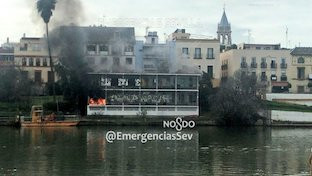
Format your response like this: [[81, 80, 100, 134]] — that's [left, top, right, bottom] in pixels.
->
[[290, 47, 312, 56]]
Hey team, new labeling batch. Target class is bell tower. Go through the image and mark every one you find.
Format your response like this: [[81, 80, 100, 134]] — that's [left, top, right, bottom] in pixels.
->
[[217, 8, 232, 46]]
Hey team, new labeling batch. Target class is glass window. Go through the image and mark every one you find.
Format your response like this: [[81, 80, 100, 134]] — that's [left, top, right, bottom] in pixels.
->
[[99, 45, 108, 52], [297, 67, 305, 79], [29, 58, 33, 66], [158, 75, 175, 89], [43, 58, 48, 66], [252, 57, 256, 63], [194, 48, 201, 59], [158, 92, 175, 105], [87, 44, 96, 52], [182, 48, 189, 55], [107, 90, 123, 105], [207, 66, 213, 78], [141, 91, 156, 105], [36, 58, 41, 66], [177, 92, 197, 106], [298, 57, 305, 63], [177, 76, 197, 89], [207, 48, 214, 59], [123, 91, 140, 105], [261, 57, 266, 63], [141, 75, 156, 89], [22, 57, 27, 66], [126, 58, 133, 65]]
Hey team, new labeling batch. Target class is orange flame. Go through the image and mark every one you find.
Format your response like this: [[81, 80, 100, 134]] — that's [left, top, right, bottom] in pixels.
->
[[89, 98, 106, 106]]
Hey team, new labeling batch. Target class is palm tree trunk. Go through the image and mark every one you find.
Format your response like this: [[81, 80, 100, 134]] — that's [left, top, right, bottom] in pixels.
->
[[46, 23, 59, 112]]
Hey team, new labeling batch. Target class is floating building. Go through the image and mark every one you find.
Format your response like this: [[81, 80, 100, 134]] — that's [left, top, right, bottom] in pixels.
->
[[87, 73, 200, 117]]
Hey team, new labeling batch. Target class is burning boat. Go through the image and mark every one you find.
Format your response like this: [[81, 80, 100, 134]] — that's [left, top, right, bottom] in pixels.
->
[[21, 105, 79, 127]]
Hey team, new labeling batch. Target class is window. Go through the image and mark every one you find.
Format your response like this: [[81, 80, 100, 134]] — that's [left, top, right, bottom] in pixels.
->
[[281, 58, 286, 64], [261, 57, 266, 63], [298, 86, 305, 93], [29, 58, 34, 66], [182, 48, 189, 55], [241, 57, 246, 63], [194, 48, 201, 59], [207, 66, 213, 78], [101, 57, 107, 64], [124, 46, 134, 52], [36, 58, 40, 66], [297, 67, 305, 79], [48, 71, 54, 83], [207, 48, 214, 59], [271, 59, 276, 68], [256, 47, 261, 50], [99, 45, 108, 52], [298, 57, 305, 63], [43, 58, 47, 66], [261, 72, 267, 81], [126, 58, 133, 65], [241, 57, 247, 68], [251, 57, 257, 68], [34, 70, 42, 83], [87, 44, 96, 52], [22, 57, 27, 66], [151, 38, 155, 44], [113, 57, 120, 66]]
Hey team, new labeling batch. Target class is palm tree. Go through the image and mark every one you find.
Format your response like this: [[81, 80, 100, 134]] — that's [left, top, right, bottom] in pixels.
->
[[37, 0, 58, 110]]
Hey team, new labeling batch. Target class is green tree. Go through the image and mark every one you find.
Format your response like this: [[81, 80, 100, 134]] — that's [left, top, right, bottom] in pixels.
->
[[211, 71, 263, 125], [199, 72, 214, 113]]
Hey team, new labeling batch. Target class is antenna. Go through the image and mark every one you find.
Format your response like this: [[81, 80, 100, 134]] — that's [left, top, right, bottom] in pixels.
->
[[248, 29, 251, 44], [285, 26, 288, 48]]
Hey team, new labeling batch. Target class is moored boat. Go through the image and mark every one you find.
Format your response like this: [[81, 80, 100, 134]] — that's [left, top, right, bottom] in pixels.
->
[[20, 105, 79, 127]]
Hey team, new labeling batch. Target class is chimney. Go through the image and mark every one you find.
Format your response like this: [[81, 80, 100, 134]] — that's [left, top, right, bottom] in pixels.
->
[[6, 37, 9, 43], [23, 33, 26, 38]]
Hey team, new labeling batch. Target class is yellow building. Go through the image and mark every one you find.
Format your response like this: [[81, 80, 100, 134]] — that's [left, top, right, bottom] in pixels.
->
[[14, 37, 58, 84], [289, 47, 312, 93], [168, 29, 221, 87], [221, 44, 291, 93]]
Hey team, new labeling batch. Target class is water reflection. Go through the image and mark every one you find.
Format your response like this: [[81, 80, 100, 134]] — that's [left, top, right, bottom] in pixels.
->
[[0, 127, 311, 175]]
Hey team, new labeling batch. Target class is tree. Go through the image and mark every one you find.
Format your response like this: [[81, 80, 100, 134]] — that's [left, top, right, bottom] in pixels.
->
[[0, 67, 31, 102], [199, 72, 214, 113], [37, 0, 58, 108], [210, 71, 263, 125]]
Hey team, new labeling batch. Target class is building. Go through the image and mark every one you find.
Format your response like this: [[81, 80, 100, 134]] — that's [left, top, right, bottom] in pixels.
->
[[140, 31, 170, 73], [289, 47, 312, 93], [220, 43, 291, 93], [68, 26, 137, 73], [14, 37, 57, 85], [0, 47, 14, 67], [168, 29, 221, 86], [217, 9, 232, 47], [87, 73, 200, 117]]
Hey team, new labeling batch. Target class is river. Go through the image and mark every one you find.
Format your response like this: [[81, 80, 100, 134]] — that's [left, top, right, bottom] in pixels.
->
[[0, 127, 311, 175]]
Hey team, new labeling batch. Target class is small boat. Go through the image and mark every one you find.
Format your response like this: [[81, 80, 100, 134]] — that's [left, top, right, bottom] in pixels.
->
[[20, 105, 79, 127]]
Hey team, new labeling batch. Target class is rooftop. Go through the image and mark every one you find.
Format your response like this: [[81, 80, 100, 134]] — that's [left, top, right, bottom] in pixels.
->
[[290, 47, 312, 56]]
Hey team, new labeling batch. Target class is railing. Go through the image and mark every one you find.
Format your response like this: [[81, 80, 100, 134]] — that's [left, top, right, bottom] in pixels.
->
[[251, 62, 257, 68], [281, 76, 288, 81], [261, 62, 267, 68], [241, 62, 247, 68], [280, 63, 287, 69]]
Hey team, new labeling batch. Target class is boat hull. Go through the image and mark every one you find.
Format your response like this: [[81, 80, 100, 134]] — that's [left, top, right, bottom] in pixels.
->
[[21, 121, 79, 127]]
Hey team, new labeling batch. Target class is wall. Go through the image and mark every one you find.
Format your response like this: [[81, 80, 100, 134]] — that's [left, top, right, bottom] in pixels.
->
[[271, 110, 312, 122], [266, 93, 312, 106]]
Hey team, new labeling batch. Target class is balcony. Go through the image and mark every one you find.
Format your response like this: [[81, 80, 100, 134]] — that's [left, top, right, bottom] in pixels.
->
[[280, 63, 287, 69], [271, 75, 277, 81], [271, 63, 277, 69], [261, 76, 267, 82], [281, 76, 288, 81], [124, 51, 134, 56], [261, 62, 267, 69], [99, 51, 109, 55], [250, 62, 257, 68], [240, 62, 247, 68]]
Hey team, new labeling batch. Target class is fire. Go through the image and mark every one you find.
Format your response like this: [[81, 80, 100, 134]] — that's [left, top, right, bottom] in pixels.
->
[[89, 98, 106, 106]]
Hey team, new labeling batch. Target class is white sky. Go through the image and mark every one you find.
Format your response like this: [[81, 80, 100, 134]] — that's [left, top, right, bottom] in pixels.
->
[[0, 0, 312, 48]]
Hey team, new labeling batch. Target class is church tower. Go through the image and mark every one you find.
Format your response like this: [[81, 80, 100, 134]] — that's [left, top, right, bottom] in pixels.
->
[[217, 8, 232, 46]]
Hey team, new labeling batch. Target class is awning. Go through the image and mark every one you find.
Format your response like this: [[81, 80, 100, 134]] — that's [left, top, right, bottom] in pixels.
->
[[272, 82, 289, 87]]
